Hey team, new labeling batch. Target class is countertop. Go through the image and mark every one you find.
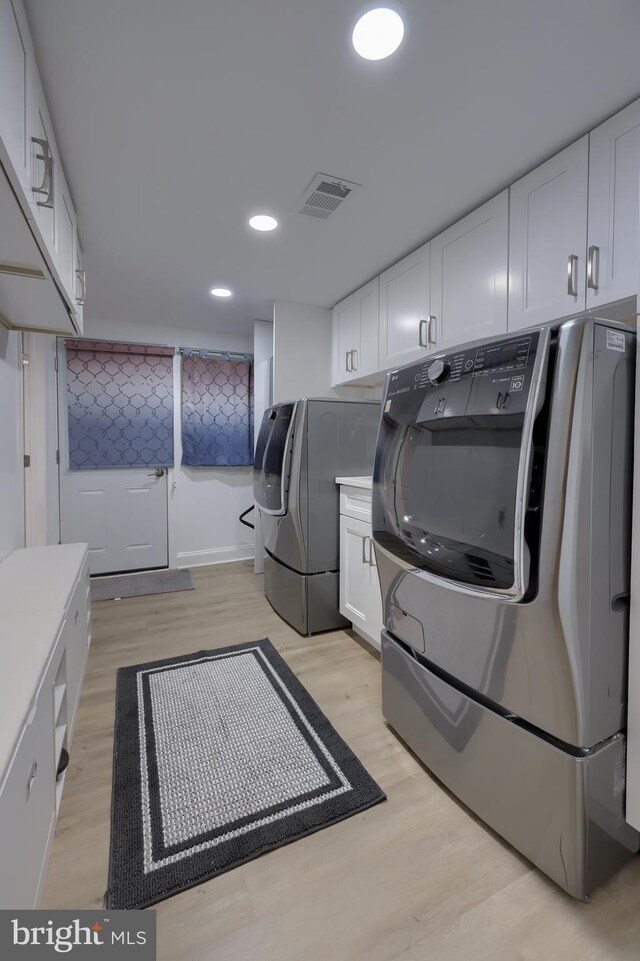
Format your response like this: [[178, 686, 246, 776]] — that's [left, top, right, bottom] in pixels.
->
[[335, 476, 373, 490]]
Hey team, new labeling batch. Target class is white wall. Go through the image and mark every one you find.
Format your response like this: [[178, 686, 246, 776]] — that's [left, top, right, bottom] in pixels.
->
[[272, 301, 334, 402], [80, 317, 255, 568], [0, 326, 24, 562], [252, 319, 273, 574], [272, 300, 381, 402]]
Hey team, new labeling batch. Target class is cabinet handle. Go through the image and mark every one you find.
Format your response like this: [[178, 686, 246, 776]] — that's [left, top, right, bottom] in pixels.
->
[[345, 350, 352, 372], [351, 348, 358, 371], [567, 254, 579, 297], [32, 137, 54, 209], [75, 268, 86, 306], [587, 245, 600, 291], [418, 319, 428, 347], [26, 760, 38, 800], [362, 535, 369, 565]]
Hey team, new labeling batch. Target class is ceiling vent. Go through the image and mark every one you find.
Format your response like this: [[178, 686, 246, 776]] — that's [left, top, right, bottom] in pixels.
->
[[294, 173, 361, 220]]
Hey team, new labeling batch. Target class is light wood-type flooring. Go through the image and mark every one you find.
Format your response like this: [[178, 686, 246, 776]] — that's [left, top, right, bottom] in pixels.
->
[[43, 561, 640, 960]]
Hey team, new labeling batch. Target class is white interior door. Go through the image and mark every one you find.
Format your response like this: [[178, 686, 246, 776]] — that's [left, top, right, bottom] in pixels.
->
[[61, 468, 168, 574], [57, 338, 171, 575]]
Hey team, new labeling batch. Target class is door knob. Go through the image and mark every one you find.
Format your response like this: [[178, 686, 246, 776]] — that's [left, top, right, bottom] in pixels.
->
[[147, 468, 166, 477]]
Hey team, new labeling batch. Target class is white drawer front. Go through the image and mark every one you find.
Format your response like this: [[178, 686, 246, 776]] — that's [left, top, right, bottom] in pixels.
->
[[0, 681, 56, 908], [339, 485, 372, 522]]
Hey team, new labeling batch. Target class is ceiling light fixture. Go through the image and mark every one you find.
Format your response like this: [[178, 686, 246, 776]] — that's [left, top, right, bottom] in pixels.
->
[[249, 214, 278, 232], [352, 8, 404, 60], [210, 287, 232, 298]]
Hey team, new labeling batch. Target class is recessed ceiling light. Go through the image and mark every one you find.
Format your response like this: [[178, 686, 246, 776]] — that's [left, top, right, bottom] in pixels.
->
[[210, 287, 232, 298], [352, 8, 404, 60], [249, 214, 278, 232]]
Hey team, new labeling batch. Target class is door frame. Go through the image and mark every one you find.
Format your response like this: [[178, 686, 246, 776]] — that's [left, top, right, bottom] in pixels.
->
[[23, 331, 61, 547], [56, 336, 173, 571]]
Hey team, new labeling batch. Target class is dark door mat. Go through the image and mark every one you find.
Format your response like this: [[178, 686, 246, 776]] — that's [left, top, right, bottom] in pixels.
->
[[91, 569, 194, 602]]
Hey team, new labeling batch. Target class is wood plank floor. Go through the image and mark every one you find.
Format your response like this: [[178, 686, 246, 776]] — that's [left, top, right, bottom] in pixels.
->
[[43, 561, 640, 960]]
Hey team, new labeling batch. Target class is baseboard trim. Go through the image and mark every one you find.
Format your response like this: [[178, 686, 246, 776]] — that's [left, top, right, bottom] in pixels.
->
[[175, 546, 254, 569]]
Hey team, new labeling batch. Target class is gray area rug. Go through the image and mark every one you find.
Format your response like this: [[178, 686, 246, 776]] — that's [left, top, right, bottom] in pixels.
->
[[108, 637, 386, 909], [91, 569, 194, 602]]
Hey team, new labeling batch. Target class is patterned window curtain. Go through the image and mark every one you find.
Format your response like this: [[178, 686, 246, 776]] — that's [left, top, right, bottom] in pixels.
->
[[65, 339, 174, 470], [181, 349, 254, 467]]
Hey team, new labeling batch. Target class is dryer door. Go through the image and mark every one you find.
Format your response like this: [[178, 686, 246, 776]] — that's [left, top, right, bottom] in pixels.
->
[[253, 402, 297, 515], [373, 331, 549, 598]]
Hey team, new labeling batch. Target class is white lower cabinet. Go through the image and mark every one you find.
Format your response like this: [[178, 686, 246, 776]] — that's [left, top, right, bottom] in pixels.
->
[[338, 484, 383, 650], [0, 544, 90, 908]]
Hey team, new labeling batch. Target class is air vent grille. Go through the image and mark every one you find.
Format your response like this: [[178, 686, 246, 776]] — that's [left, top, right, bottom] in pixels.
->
[[294, 173, 361, 221]]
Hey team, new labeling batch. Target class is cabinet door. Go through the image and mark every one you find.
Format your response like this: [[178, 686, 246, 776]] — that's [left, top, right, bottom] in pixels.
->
[[332, 293, 357, 385], [56, 173, 76, 304], [350, 277, 379, 378], [30, 100, 56, 254], [588, 100, 640, 308], [379, 242, 431, 370], [430, 190, 508, 351], [64, 563, 90, 732], [0, 675, 56, 908], [0, 0, 31, 195], [74, 238, 85, 335], [508, 137, 588, 331], [339, 514, 382, 649]]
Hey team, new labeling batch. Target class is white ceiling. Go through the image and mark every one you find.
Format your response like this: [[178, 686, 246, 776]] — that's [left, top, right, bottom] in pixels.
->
[[24, 0, 640, 335]]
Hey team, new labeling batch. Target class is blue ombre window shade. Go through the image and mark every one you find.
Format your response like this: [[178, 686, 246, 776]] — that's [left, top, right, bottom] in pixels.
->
[[65, 340, 174, 470], [180, 349, 254, 467]]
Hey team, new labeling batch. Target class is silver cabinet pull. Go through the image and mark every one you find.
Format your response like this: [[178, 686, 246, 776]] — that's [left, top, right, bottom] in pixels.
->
[[427, 315, 437, 346], [147, 468, 166, 478], [345, 350, 352, 372], [418, 319, 428, 347], [567, 254, 579, 297], [587, 245, 600, 290], [361, 534, 369, 565], [75, 268, 86, 306], [351, 348, 358, 371], [32, 137, 54, 209], [368, 538, 376, 567], [26, 760, 38, 800]]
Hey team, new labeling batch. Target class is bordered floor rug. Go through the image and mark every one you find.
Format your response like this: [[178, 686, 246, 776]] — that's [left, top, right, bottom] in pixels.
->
[[108, 638, 385, 909]]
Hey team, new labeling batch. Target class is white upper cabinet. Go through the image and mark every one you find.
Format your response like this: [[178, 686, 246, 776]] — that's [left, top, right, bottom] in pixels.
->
[[0, 0, 30, 196], [430, 190, 508, 351], [332, 277, 379, 385], [352, 278, 379, 378], [378, 241, 431, 370], [0, 0, 82, 333], [332, 293, 357, 384], [74, 240, 85, 334], [587, 100, 640, 309], [508, 137, 588, 332]]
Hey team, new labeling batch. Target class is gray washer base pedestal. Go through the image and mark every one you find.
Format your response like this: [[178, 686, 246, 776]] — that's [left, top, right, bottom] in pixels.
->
[[264, 552, 349, 636], [381, 631, 639, 900]]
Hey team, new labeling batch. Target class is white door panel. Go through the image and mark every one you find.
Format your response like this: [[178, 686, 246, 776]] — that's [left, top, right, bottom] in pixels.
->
[[431, 190, 508, 351], [508, 137, 588, 331], [62, 469, 168, 574], [588, 100, 640, 308]]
